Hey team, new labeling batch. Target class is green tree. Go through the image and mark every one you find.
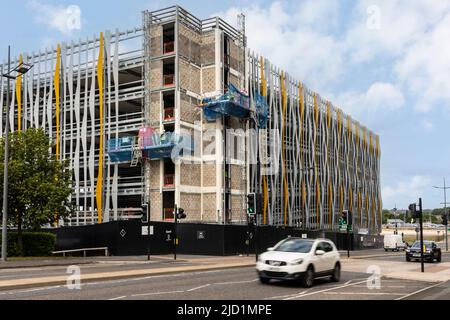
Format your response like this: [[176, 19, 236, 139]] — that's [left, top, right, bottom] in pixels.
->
[[382, 209, 394, 224], [0, 128, 73, 256]]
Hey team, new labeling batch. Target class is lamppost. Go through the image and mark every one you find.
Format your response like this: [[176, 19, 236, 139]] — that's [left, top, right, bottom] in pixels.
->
[[1, 47, 33, 261], [433, 177, 450, 252], [393, 206, 398, 235]]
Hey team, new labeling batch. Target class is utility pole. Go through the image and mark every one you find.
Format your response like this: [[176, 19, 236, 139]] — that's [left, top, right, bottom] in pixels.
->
[[1, 46, 11, 262], [174, 204, 177, 261], [433, 178, 449, 251], [1, 49, 33, 261], [419, 198, 424, 273]]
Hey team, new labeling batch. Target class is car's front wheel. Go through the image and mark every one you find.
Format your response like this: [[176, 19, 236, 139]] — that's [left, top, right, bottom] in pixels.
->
[[437, 254, 442, 263], [331, 263, 341, 282], [406, 256, 411, 262], [259, 277, 270, 284], [301, 266, 315, 288]]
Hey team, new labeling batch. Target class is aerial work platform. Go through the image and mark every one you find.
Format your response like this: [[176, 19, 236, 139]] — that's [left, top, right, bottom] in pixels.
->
[[107, 128, 192, 164], [200, 84, 268, 128]]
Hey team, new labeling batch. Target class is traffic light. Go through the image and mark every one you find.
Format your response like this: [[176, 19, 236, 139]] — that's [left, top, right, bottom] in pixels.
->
[[341, 211, 348, 224], [409, 203, 419, 218], [442, 214, 448, 226], [176, 208, 186, 220], [247, 193, 256, 215], [256, 193, 264, 215]]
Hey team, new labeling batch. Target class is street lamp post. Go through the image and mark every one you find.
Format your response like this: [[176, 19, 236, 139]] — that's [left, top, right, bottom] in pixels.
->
[[393, 206, 398, 235], [1, 46, 11, 262], [1, 48, 33, 262], [433, 178, 450, 252]]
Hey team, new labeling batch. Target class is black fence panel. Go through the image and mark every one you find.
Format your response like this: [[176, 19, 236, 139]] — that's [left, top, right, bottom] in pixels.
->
[[55, 221, 383, 256], [142, 222, 175, 255], [177, 223, 225, 256]]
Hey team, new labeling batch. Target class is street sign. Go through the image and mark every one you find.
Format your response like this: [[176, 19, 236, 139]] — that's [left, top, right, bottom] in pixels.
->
[[165, 230, 172, 242], [358, 228, 369, 235], [197, 231, 206, 240]]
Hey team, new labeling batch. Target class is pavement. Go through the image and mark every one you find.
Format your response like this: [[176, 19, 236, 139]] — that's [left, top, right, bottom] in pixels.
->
[[0, 255, 256, 291]]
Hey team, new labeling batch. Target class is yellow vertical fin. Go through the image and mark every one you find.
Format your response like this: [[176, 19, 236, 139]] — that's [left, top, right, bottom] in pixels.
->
[[96, 33, 104, 224], [16, 55, 23, 132], [260, 57, 269, 225], [281, 72, 288, 226]]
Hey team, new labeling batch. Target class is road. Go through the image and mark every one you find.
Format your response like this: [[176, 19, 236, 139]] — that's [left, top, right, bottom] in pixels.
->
[[1, 251, 450, 300], [0, 267, 446, 300]]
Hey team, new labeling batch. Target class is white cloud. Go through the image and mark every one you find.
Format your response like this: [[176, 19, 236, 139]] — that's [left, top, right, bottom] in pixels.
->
[[28, 1, 82, 35], [345, 0, 450, 62], [333, 82, 404, 117], [394, 12, 450, 113], [218, 0, 450, 115], [216, 1, 346, 91], [382, 175, 432, 203], [421, 119, 434, 131]]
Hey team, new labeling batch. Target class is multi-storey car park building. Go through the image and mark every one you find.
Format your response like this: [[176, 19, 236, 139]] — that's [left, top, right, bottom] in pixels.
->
[[0, 6, 382, 234]]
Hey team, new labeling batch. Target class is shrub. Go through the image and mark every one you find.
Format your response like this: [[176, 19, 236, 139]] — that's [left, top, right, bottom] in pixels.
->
[[0, 232, 56, 257]]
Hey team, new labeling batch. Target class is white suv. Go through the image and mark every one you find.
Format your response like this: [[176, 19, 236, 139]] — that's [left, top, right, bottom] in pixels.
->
[[256, 238, 341, 288]]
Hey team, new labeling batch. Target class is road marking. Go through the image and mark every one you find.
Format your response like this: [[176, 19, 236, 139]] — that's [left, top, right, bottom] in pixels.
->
[[109, 296, 127, 300], [396, 282, 444, 300], [131, 290, 185, 297], [187, 284, 210, 292], [265, 291, 309, 300], [323, 292, 405, 296], [212, 279, 258, 286], [284, 279, 369, 300]]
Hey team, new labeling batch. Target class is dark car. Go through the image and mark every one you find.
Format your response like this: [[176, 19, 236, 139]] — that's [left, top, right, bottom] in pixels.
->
[[406, 241, 441, 263]]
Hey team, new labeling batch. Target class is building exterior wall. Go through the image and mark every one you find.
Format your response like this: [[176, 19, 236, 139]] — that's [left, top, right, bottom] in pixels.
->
[[0, 6, 382, 234]]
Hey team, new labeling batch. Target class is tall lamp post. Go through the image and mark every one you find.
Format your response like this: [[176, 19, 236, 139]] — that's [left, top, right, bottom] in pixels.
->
[[433, 178, 450, 252], [1, 47, 33, 261], [393, 206, 398, 235]]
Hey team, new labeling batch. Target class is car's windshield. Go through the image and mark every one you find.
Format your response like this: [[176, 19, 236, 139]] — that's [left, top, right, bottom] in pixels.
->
[[274, 239, 314, 253], [411, 241, 432, 249]]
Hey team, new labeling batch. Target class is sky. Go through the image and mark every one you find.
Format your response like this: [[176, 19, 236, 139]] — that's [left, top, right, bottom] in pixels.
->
[[1, 0, 450, 210]]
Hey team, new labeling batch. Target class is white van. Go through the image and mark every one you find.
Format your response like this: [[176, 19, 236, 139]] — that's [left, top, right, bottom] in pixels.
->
[[384, 234, 407, 252]]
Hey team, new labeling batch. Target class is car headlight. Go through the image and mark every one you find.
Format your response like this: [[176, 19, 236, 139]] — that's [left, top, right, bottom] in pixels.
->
[[289, 258, 304, 265], [406, 249, 410, 253]]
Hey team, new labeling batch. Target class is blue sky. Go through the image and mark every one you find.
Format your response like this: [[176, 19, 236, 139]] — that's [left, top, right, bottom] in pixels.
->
[[1, 0, 450, 210]]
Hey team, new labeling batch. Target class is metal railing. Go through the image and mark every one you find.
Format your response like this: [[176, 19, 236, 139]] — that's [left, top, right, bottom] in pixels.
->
[[163, 74, 175, 87], [163, 107, 175, 121], [164, 174, 175, 186], [163, 41, 175, 54]]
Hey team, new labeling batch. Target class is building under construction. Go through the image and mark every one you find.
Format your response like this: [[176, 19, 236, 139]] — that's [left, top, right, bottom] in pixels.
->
[[0, 6, 382, 234]]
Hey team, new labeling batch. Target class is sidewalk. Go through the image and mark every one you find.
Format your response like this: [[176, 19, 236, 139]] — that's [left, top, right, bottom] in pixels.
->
[[0, 255, 256, 291]]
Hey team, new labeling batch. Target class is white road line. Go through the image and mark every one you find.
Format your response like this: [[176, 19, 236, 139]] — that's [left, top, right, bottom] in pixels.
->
[[212, 279, 258, 286], [323, 292, 405, 296], [109, 296, 127, 300], [187, 284, 211, 292], [284, 279, 369, 300], [396, 282, 444, 300], [131, 290, 185, 297], [264, 291, 309, 300], [0, 285, 62, 295]]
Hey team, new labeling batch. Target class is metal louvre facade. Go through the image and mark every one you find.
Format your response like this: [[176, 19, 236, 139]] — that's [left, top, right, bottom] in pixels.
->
[[247, 54, 382, 233], [0, 5, 382, 234], [0, 28, 146, 225]]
